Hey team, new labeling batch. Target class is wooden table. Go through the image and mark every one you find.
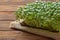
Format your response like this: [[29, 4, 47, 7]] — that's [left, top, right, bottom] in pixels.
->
[[0, 12, 55, 40], [0, 0, 57, 40]]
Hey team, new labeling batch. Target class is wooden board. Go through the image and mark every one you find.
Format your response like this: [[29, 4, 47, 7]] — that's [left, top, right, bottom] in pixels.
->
[[10, 20, 60, 40], [0, 0, 35, 2], [0, 20, 53, 40], [0, 0, 59, 40], [0, 5, 25, 11], [0, 12, 54, 40], [0, 21, 14, 31], [0, 31, 53, 40], [0, 0, 58, 2], [0, 0, 59, 5], [0, 12, 16, 20], [0, 0, 35, 5]]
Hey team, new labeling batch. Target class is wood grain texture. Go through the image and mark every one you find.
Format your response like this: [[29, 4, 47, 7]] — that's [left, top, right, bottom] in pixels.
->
[[10, 20, 59, 40], [0, 12, 16, 21], [0, 0, 35, 5], [0, 21, 53, 40], [0, 21, 14, 30], [0, 31, 18, 40], [0, 0, 59, 5], [0, 0, 35, 2], [0, 31, 53, 40], [0, 0, 58, 40], [0, 0, 58, 3], [0, 0, 23, 2], [55, 0, 60, 1], [16, 31, 53, 40], [0, 12, 53, 40], [0, 12, 15, 30], [0, 31, 19, 36], [0, 5, 25, 11]]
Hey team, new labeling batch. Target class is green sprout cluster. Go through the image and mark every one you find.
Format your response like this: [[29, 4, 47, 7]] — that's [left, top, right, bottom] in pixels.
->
[[15, 1, 60, 32]]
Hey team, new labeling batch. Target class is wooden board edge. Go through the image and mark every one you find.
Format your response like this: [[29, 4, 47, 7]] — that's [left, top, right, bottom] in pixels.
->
[[10, 21, 60, 40]]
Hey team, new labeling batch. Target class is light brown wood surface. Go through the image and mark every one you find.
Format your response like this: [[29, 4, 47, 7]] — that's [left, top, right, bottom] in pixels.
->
[[0, 0, 59, 40], [0, 12, 54, 40], [0, 5, 25, 11], [0, 0, 35, 5]]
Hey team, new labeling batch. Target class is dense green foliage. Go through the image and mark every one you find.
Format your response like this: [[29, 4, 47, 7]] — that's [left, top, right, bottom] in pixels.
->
[[15, 1, 60, 32]]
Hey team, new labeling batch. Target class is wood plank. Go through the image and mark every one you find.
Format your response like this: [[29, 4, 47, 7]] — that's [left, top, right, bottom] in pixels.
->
[[0, 0, 23, 2], [0, 0, 35, 5], [0, 37, 16, 40], [0, 31, 19, 40], [0, 11, 16, 21], [0, 5, 25, 11], [55, 0, 60, 1], [0, 11, 15, 31], [0, 0, 59, 5], [0, 31, 53, 40], [16, 32, 53, 40], [0, 20, 53, 40], [10, 21, 58, 40], [0, 2, 27, 5], [42, 0, 59, 1], [0, 0, 35, 2], [0, 21, 14, 30], [0, 31, 19, 36], [0, 0, 57, 3]]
